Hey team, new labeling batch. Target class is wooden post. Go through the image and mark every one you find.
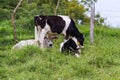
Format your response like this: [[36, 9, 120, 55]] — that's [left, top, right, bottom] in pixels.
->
[[11, 0, 23, 43], [90, 2, 95, 44], [54, 0, 60, 15]]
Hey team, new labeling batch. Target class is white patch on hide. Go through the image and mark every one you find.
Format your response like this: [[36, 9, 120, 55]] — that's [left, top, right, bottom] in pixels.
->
[[60, 42, 64, 52], [72, 37, 80, 49], [58, 15, 71, 35]]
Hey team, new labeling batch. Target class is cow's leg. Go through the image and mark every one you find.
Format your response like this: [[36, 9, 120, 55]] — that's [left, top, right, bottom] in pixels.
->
[[75, 49, 81, 58], [65, 34, 69, 39], [35, 26, 42, 46], [64, 34, 69, 42], [39, 29, 48, 48], [35, 26, 38, 41], [38, 22, 50, 48]]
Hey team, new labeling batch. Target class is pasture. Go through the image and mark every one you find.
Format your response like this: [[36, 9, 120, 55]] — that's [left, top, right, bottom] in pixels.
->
[[0, 20, 120, 80]]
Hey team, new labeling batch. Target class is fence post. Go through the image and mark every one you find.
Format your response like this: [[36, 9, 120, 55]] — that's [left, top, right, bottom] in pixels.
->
[[90, 2, 95, 44]]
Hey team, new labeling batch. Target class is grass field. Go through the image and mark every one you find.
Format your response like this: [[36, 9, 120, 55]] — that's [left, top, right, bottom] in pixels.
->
[[0, 20, 120, 80]]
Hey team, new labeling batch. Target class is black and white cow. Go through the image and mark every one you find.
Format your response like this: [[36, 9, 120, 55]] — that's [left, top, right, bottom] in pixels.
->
[[34, 15, 84, 48], [60, 37, 81, 57]]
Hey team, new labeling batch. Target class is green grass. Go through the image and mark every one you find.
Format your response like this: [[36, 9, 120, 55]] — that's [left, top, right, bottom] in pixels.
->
[[0, 20, 120, 80]]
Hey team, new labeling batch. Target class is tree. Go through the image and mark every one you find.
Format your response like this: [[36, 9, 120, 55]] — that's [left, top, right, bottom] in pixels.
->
[[65, 0, 86, 22], [81, 0, 97, 8], [54, 0, 60, 15], [95, 13, 105, 25], [11, 0, 23, 43]]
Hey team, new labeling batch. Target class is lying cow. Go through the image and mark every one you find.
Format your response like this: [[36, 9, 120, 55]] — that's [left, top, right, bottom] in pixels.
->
[[11, 39, 38, 49], [34, 15, 84, 48], [12, 37, 56, 49], [60, 37, 81, 57]]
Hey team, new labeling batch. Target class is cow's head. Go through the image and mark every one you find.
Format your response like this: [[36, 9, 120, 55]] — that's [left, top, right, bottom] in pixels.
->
[[43, 35, 58, 48]]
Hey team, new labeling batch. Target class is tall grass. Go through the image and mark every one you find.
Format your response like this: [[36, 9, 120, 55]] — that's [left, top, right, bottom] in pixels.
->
[[0, 20, 120, 80]]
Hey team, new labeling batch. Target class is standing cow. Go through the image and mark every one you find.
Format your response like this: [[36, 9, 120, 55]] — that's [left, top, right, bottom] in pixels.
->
[[34, 15, 84, 48]]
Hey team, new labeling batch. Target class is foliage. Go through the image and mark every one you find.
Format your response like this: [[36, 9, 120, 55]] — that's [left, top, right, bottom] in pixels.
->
[[0, 0, 105, 25], [95, 13, 105, 25], [81, 0, 97, 8], [0, 8, 10, 21], [65, 0, 86, 22]]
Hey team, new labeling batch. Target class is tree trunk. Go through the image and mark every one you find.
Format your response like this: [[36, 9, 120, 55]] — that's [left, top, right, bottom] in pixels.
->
[[54, 0, 60, 15], [11, 13, 17, 43], [90, 2, 95, 44], [27, 0, 32, 3], [11, 0, 23, 43]]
